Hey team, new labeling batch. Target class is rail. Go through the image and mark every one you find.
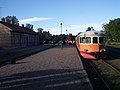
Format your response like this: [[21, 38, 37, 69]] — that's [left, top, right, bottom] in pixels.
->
[[88, 61, 111, 90], [102, 60, 120, 74]]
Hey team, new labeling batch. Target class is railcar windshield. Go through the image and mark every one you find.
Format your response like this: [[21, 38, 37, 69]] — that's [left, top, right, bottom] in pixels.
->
[[99, 37, 105, 44], [86, 37, 91, 43]]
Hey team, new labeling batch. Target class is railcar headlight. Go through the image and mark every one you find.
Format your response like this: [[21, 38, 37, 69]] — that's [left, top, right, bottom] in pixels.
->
[[84, 49, 88, 52], [100, 48, 106, 52]]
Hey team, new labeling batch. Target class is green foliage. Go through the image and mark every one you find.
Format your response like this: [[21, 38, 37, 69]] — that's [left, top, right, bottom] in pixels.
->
[[52, 35, 61, 43], [37, 28, 52, 44], [105, 39, 112, 45], [37, 28, 43, 33], [103, 18, 120, 42], [1, 16, 19, 25], [26, 24, 33, 30], [43, 31, 52, 43], [66, 33, 73, 40]]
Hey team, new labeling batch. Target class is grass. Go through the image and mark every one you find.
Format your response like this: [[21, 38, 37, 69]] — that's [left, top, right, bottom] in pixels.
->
[[106, 42, 120, 48], [92, 60, 120, 90]]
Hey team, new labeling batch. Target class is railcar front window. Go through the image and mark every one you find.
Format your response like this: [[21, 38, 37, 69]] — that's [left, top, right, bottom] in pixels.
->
[[86, 37, 91, 43], [99, 37, 105, 44], [93, 37, 98, 43]]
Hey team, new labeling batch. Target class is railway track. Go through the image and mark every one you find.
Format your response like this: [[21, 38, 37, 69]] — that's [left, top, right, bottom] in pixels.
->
[[86, 60, 111, 90], [75, 47, 111, 89], [102, 60, 120, 74], [77, 49, 120, 89], [90, 59, 120, 90]]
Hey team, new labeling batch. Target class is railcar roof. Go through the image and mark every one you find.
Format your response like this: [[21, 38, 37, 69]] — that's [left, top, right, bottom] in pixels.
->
[[79, 30, 105, 35]]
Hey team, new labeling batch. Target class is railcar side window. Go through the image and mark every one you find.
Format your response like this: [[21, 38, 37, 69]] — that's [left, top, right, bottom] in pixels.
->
[[99, 37, 105, 44], [86, 37, 91, 43], [80, 37, 86, 43], [93, 37, 98, 43], [80, 37, 91, 43]]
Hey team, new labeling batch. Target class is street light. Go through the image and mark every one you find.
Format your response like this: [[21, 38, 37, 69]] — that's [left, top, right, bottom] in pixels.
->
[[60, 23, 62, 35], [60, 23, 62, 47], [66, 29, 67, 35]]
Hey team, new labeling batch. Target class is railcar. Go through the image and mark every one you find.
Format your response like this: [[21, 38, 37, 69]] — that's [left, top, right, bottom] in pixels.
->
[[67, 40, 75, 45], [76, 30, 107, 60]]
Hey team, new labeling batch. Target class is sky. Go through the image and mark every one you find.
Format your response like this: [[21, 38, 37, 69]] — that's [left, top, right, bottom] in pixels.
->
[[0, 0, 120, 35]]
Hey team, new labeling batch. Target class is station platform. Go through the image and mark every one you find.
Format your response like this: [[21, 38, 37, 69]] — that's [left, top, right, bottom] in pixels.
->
[[0, 45, 93, 90]]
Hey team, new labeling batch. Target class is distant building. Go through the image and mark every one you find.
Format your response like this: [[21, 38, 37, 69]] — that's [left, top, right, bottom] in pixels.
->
[[0, 21, 39, 47]]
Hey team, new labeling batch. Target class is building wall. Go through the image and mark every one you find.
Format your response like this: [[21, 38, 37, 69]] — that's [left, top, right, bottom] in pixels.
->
[[34, 35, 39, 45], [11, 32, 22, 47], [0, 24, 11, 47], [0, 23, 39, 48], [11, 32, 39, 47]]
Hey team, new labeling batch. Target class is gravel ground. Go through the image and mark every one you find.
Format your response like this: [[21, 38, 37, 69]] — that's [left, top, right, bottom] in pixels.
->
[[0, 46, 93, 90]]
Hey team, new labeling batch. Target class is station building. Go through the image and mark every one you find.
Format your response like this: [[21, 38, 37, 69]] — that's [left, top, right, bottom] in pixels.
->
[[0, 21, 39, 47]]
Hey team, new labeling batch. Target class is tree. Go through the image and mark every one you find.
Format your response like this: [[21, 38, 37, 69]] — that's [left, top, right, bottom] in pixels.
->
[[67, 33, 73, 40], [1, 17, 5, 22], [43, 31, 52, 43], [11, 16, 19, 25], [1, 16, 19, 25], [103, 18, 120, 42], [37, 28, 43, 33], [6, 16, 11, 23], [26, 24, 33, 30], [37, 28, 44, 44], [52, 35, 61, 43]]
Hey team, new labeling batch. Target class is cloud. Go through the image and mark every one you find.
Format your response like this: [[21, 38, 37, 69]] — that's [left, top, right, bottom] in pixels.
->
[[70, 24, 102, 30], [19, 17, 53, 24], [43, 24, 103, 35]]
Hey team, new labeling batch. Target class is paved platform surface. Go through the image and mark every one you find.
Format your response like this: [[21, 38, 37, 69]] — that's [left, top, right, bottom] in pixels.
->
[[0, 45, 56, 64], [0, 46, 93, 90]]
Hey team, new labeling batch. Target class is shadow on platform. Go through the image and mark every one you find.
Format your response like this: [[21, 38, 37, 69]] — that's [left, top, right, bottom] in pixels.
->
[[0, 69, 89, 90]]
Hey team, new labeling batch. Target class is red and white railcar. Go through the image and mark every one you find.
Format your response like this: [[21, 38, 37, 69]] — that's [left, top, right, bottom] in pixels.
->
[[76, 30, 107, 60]]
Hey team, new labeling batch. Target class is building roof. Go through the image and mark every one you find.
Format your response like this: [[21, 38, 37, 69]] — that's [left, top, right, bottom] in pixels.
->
[[0, 21, 36, 35]]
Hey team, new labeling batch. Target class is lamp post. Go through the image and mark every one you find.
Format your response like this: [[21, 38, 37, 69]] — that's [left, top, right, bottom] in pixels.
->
[[60, 23, 62, 35], [60, 23, 62, 47], [66, 29, 67, 35]]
